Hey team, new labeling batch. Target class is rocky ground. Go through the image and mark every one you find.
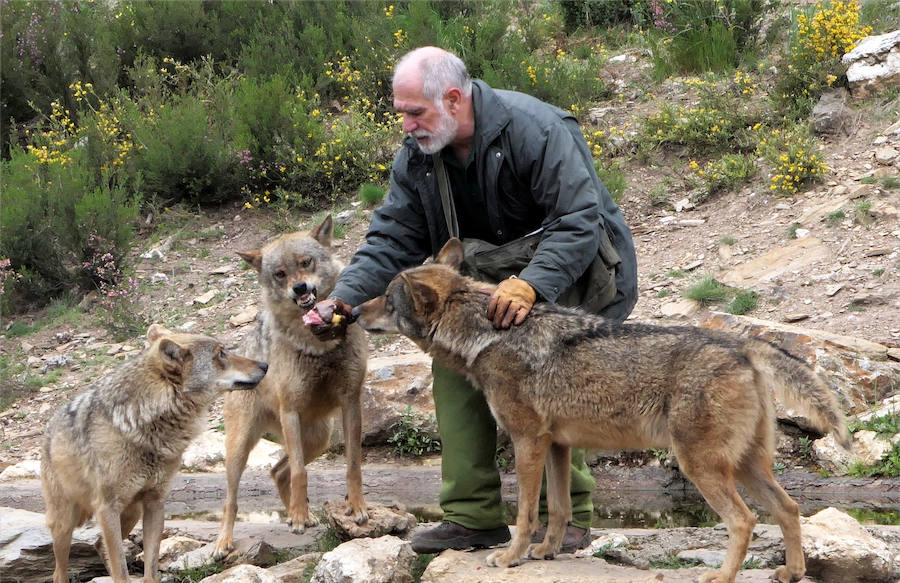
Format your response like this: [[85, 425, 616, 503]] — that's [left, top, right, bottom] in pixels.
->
[[1, 47, 899, 583]]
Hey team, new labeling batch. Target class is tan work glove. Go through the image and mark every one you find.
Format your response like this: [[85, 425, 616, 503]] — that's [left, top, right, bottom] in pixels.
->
[[303, 298, 355, 340], [487, 276, 536, 329]]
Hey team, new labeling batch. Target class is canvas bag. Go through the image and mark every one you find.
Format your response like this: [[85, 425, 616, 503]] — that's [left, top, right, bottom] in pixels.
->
[[433, 155, 619, 314]]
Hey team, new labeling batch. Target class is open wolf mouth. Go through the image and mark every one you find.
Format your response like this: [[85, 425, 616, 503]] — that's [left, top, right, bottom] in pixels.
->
[[296, 292, 317, 310]]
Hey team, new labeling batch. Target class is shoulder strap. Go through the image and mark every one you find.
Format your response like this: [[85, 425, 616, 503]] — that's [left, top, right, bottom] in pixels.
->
[[432, 154, 459, 239]]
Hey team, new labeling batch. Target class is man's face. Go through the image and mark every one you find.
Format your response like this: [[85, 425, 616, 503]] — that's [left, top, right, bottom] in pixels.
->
[[393, 79, 458, 154]]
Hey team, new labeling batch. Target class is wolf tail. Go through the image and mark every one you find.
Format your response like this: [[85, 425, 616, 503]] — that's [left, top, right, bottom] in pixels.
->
[[744, 338, 851, 449]]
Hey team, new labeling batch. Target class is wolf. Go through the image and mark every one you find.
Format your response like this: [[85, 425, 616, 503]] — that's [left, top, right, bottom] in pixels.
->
[[212, 215, 368, 559], [41, 324, 267, 583], [354, 238, 850, 583]]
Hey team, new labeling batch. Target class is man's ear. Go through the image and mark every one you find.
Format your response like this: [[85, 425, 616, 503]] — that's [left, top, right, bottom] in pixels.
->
[[436, 238, 464, 271], [444, 87, 463, 114], [310, 215, 334, 247], [237, 249, 262, 272]]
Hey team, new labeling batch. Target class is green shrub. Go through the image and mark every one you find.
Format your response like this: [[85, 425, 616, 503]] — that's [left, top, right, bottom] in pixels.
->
[[641, 0, 767, 78], [559, 0, 638, 31], [727, 290, 759, 315], [639, 74, 763, 156], [132, 94, 234, 205], [756, 124, 828, 195], [772, 1, 871, 118], [826, 210, 846, 227], [684, 277, 732, 306], [359, 183, 387, 207], [690, 153, 758, 202], [388, 407, 441, 458]]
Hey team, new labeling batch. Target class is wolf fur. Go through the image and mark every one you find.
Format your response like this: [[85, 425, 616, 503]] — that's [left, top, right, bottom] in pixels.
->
[[355, 238, 850, 583], [41, 325, 267, 583], [212, 215, 368, 559]]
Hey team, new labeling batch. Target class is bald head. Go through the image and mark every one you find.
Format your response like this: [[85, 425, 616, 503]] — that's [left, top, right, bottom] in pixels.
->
[[393, 46, 472, 102]]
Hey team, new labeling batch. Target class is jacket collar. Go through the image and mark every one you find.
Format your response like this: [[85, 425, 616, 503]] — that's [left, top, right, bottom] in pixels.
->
[[471, 80, 510, 147]]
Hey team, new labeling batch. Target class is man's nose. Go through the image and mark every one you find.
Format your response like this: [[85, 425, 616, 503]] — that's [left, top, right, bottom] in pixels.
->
[[401, 115, 417, 133]]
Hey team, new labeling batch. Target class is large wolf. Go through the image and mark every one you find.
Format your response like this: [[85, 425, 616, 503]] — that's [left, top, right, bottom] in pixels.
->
[[212, 215, 368, 559], [41, 325, 267, 583], [354, 238, 850, 583]]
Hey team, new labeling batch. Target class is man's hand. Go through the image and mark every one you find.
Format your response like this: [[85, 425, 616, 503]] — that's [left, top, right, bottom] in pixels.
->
[[486, 277, 536, 329], [303, 299, 355, 340]]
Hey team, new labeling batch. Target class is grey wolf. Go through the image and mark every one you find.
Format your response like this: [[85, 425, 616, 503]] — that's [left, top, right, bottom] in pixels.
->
[[212, 215, 368, 559], [354, 238, 850, 583], [41, 325, 267, 583]]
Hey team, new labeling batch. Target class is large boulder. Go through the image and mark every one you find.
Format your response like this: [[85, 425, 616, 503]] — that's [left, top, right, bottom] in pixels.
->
[[0, 507, 112, 583], [842, 30, 900, 99], [311, 535, 416, 583], [801, 507, 899, 582]]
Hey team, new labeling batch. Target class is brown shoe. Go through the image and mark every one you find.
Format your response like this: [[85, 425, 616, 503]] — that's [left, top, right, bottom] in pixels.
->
[[530, 523, 591, 553], [411, 521, 511, 554]]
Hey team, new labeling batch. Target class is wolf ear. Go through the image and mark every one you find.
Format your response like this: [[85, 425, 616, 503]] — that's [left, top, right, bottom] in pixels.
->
[[309, 215, 334, 247], [237, 249, 262, 272], [158, 338, 186, 365], [146, 324, 173, 343], [436, 238, 464, 271], [409, 279, 441, 316]]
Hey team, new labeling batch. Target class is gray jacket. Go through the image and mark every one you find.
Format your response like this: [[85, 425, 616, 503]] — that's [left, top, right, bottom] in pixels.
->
[[332, 80, 637, 321]]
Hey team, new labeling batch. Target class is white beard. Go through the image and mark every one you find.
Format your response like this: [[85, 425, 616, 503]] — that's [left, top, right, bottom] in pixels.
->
[[412, 105, 458, 155]]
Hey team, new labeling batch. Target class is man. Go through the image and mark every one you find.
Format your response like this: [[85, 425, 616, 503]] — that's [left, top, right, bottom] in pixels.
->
[[308, 46, 638, 554]]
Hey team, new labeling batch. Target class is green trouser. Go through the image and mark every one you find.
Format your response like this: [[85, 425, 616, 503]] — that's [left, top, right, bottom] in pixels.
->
[[432, 361, 594, 530]]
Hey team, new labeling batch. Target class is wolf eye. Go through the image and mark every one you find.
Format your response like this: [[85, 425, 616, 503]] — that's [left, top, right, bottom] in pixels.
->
[[274, 269, 286, 280], [300, 258, 314, 269]]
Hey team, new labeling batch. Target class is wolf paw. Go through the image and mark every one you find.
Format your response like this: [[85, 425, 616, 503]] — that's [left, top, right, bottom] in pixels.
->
[[486, 549, 522, 568], [527, 542, 556, 561], [772, 565, 804, 583], [698, 569, 732, 583], [287, 513, 319, 534], [211, 537, 233, 561], [344, 505, 369, 525]]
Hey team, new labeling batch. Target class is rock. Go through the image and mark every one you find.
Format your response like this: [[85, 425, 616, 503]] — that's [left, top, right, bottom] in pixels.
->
[[659, 298, 700, 318], [858, 394, 900, 422], [211, 265, 235, 275], [222, 538, 278, 567], [267, 552, 323, 582], [419, 547, 767, 583], [701, 312, 900, 412], [139, 535, 203, 568], [323, 500, 417, 541], [0, 460, 40, 481], [850, 430, 896, 466], [181, 430, 283, 472], [801, 507, 898, 583], [0, 507, 109, 583], [197, 564, 278, 583], [140, 236, 173, 261], [335, 210, 355, 224], [676, 548, 727, 567], [150, 272, 169, 284], [811, 88, 854, 135], [875, 145, 899, 165], [193, 290, 218, 305], [842, 30, 900, 99], [720, 237, 831, 286], [178, 321, 198, 332], [311, 535, 416, 583], [355, 353, 435, 446], [229, 307, 258, 327]]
